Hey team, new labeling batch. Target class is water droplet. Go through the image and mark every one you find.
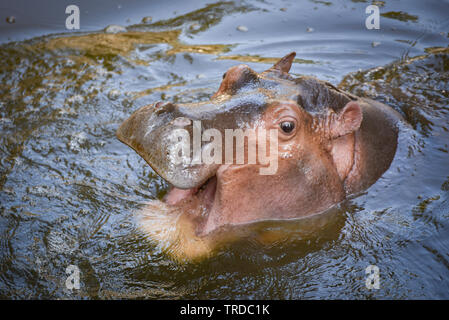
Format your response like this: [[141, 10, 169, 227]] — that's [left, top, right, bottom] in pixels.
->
[[306, 27, 314, 32], [6, 16, 15, 24], [141, 16, 152, 24], [69, 132, 87, 152], [173, 117, 192, 127], [104, 24, 126, 34], [372, 41, 381, 47], [67, 94, 84, 104], [108, 89, 120, 100], [190, 23, 201, 31], [237, 25, 248, 32]]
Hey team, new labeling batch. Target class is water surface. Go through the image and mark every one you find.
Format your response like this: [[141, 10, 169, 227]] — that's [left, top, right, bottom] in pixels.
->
[[0, 0, 448, 299]]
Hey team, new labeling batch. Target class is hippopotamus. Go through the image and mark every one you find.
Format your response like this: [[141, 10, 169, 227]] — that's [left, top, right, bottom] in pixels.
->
[[117, 52, 403, 260]]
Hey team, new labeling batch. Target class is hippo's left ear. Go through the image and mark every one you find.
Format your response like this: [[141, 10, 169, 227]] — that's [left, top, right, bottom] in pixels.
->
[[328, 101, 363, 139], [268, 52, 296, 73]]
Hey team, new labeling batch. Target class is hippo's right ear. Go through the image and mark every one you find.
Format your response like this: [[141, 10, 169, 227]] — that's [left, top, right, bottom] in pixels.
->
[[328, 101, 363, 139]]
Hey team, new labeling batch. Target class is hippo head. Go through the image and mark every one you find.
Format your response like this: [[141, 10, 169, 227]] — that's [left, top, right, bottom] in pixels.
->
[[117, 52, 378, 236]]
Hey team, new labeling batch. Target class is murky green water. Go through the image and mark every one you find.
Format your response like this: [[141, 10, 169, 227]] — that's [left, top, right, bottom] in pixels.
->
[[0, 0, 448, 299]]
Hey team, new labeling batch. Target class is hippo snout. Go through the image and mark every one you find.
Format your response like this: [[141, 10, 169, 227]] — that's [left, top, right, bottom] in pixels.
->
[[117, 101, 219, 189]]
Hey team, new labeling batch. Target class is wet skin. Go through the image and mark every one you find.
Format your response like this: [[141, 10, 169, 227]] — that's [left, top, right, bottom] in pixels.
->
[[117, 52, 403, 260]]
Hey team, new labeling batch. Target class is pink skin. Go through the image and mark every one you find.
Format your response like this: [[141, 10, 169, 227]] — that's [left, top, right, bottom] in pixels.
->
[[164, 99, 363, 236], [162, 54, 367, 236]]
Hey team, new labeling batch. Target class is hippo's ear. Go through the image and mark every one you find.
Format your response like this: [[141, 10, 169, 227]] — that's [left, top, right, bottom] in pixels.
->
[[268, 52, 296, 73], [329, 101, 363, 139]]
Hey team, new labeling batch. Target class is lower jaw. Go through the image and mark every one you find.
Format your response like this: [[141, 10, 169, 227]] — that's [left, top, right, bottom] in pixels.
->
[[164, 176, 217, 210]]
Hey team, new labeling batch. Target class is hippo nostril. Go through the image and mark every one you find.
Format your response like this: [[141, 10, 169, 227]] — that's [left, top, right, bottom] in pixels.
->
[[154, 102, 175, 116], [154, 101, 165, 109]]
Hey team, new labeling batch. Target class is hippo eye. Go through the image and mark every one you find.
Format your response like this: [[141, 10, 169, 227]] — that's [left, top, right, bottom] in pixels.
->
[[280, 121, 295, 134], [222, 72, 227, 79]]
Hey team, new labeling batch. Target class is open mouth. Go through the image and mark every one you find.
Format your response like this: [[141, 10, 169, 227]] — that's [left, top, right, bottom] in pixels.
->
[[163, 173, 218, 211]]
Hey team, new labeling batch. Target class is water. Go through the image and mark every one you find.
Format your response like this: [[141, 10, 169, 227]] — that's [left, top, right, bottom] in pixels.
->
[[0, 0, 448, 299]]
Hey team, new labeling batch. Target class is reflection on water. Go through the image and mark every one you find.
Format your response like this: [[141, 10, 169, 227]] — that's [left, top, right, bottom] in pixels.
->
[[137, 199, 346, 262], [0, 0, 448, 299], [381, 11, 419, 23]]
